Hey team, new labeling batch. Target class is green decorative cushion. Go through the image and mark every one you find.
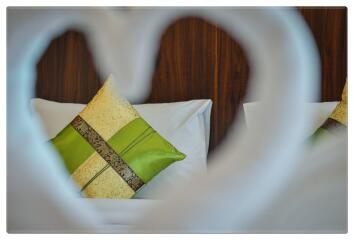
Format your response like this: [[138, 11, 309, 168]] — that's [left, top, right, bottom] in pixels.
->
[[310, 80, 347, 142], [51, 75, 186, 198]]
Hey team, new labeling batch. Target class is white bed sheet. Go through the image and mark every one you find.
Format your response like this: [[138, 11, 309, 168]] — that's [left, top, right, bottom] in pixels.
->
[[87, 199, 160, 232]]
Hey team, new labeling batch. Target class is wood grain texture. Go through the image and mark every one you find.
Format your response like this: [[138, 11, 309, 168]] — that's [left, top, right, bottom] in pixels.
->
[[36, 30, 102, 103], [36, 8, 347, 153], [146, 17, 249, 151], [298, 7, 347, 101]]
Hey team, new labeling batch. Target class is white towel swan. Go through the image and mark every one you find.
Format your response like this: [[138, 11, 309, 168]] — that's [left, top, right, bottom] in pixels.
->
[[7, 7, 347, 233]]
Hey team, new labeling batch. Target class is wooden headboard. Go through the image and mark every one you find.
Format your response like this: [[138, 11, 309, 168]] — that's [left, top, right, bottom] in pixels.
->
[[36, 7, 347, 153]]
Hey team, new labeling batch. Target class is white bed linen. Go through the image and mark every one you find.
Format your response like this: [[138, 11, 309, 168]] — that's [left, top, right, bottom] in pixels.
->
[[243, 101, 339, 138], [86, 199, 160, 232]]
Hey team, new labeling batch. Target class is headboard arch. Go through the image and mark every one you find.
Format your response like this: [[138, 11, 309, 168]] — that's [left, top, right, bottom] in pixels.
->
[[36, 8, 347, 153]]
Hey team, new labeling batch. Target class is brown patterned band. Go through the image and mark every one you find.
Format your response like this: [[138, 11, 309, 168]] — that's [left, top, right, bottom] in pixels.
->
[[71, 116, 144, 191]]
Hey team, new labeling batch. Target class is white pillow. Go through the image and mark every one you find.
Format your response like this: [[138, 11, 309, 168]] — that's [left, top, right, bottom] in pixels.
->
[[31, 98, 212, 199], [243, 101, 338, 138]]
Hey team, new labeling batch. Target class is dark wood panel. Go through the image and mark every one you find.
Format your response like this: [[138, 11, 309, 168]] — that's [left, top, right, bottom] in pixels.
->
[[298, 7, 347, 101], [146, 17, 249, 152], [36, 8, 347, 153], [36, 30, 102, 103]]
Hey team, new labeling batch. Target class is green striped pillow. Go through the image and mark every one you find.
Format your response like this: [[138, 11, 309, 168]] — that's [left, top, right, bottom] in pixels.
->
[[51, 75, 186, 198], [311, 81, 347, 142]]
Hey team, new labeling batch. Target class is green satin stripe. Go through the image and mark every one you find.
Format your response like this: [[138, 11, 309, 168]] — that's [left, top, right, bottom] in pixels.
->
[[120, 126, 154, 156], [108, 118, 186, 183], [51, 125, 95, 174], [80, 124, 153, 191]]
